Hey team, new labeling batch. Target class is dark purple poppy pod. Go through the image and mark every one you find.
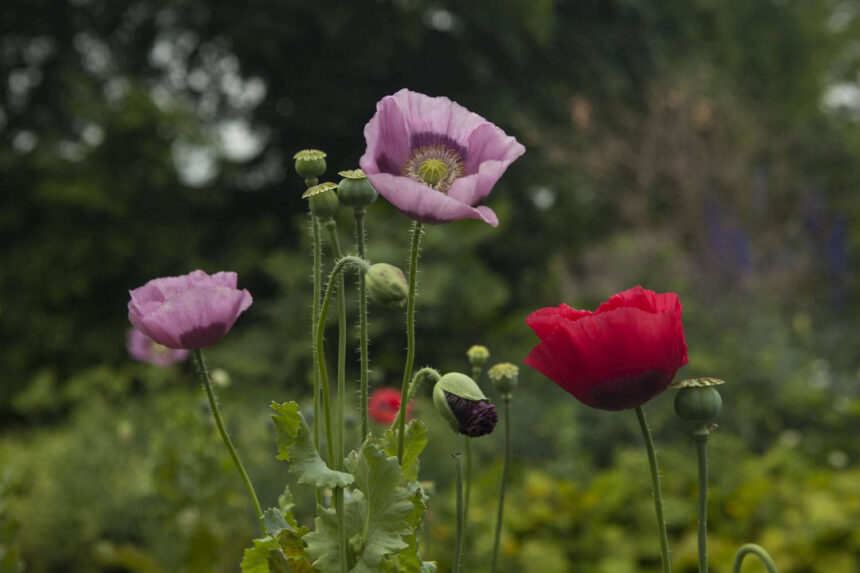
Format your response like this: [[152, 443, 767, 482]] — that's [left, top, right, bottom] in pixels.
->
[[433, 372, 498, 438]]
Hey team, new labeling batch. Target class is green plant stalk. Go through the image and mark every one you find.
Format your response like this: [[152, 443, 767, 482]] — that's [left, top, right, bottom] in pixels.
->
[[354, 207, 370, 440], [635, 405, 672, 573], [731, 544, 779, 573], [490, 397, 511, 573], [397, 221, 424, 463], [464, 436, 472, 527], [327, 222, 349, 573], [390, 367, 441, 431], [192, 349, 265, 537], [464, 364, 481, 524], [312, 216, 323, 506], [695, 429, 709, 573], [315, 254, 368, 573], [452, 452, 465, 573]]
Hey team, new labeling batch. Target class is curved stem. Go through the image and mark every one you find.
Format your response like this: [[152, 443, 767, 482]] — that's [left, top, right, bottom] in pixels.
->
[[635, 405, 672, 573], [390, 367, 441, 432], [452, 453, 465, 573], [490, 398, 511, 573], [325, 221, 348, 573], [315, 255, 370, 465], [731, 544, 779, 573], [192, 349, 265, 537], [324, 220, 347, 472], [695, 430, 710, 573], [354, 207, 370, 441], [316, 253, 368, 573], [397, 221, 424, 463], [312, 216, 323, 506]]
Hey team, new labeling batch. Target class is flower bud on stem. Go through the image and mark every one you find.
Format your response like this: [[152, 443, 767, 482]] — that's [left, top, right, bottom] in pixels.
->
[[672, 377, 725, 573]]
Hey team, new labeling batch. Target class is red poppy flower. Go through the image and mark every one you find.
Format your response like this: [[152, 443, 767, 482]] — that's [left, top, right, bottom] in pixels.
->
[[524, 286, 688, 411], [368, 387, 414, 425]]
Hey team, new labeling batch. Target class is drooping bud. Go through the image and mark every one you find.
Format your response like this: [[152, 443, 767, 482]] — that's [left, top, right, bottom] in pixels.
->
[[303, 182, 340, 220], [671, 378, 724, 424], [365, 263, 409, 308], [337, 169, 378, 207], [294, 149, 327, 179], [433, 372, 498, 437], [466, 345, 490, 369], [488, 363, 518, 400]]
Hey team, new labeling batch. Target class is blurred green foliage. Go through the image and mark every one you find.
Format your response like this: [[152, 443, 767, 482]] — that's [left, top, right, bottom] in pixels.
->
[[3, 0, 860, 570]]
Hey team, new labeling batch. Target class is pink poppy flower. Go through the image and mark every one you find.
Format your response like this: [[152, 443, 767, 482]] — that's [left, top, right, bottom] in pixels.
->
[[127, 270, 252, 350], [359, 89, 525, 226], [126, 328, 189, 366]]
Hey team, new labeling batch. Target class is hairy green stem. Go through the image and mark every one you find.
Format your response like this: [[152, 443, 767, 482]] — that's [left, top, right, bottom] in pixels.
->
[[390, 367, 441, 431], [315, 254, 369, 573], [695, 429, 710, 573], [635, 405, 672, 573], [464, 436, 472, 528], [731, 544, 779, 573], [192, 349, 265, 537], [326, 221, 348, 573], [312, 216, 323, 506], [354, 207, 370, 441], [397, 221, 424, 463], [315, 256, 369, 463], [491, 398, 511, 573], [452, 452, 465, 573]]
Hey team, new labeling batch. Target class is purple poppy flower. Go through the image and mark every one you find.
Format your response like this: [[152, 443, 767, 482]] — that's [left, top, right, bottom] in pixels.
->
[[359, 89, 525, 226], [127, 270, 253, 350], [126, 328, 189, 366]]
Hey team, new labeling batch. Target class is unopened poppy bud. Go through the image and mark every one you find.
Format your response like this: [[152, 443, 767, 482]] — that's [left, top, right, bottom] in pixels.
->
[[671, 378, 724, 424], [488, 363, 518, 400], [337, 169, 378, 207], [433, 372, 498, 437], [466, 345, 490, 368], [303, 182, 340, 220], [294, 149, 327, 179], [365, 263, 408, 308]]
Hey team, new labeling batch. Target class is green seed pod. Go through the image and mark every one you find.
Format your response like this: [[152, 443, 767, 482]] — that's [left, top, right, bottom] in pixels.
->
[[294, 149, 327, 179], [488, 362, 518, 400], [365, 263, 409, 308], [337, 169, 378, 207], [672, 379, 724, 424], [433, 373, 498, 437], [466, 345, 490, 368], [303, 182, 340, 220]]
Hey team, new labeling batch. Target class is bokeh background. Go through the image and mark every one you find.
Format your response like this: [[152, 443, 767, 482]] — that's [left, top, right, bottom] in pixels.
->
[[2, 0, 860, 571]]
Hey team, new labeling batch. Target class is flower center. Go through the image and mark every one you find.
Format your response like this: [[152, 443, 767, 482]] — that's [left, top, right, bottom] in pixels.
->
[[402, 144, 464, 193]]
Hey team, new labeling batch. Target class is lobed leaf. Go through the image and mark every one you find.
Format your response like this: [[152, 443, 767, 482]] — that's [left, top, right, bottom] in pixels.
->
[[270, 401, 354, 489]]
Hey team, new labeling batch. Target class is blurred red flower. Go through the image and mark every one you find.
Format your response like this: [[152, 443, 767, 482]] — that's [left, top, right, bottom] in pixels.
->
[[368, 387, 413, 425], [524, 286, 688, 411]]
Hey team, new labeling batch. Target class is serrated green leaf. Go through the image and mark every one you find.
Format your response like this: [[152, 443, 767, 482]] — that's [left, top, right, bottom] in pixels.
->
[[383, 483, 435, 573], [240, 537, 282, 573], [278, 485, 299, 531], [262, 507, 292, 536], [382, 420, 428, 482], [270, 401, 354, 489], [305, 439, 415, 573], [241, 529, 314, 573]]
